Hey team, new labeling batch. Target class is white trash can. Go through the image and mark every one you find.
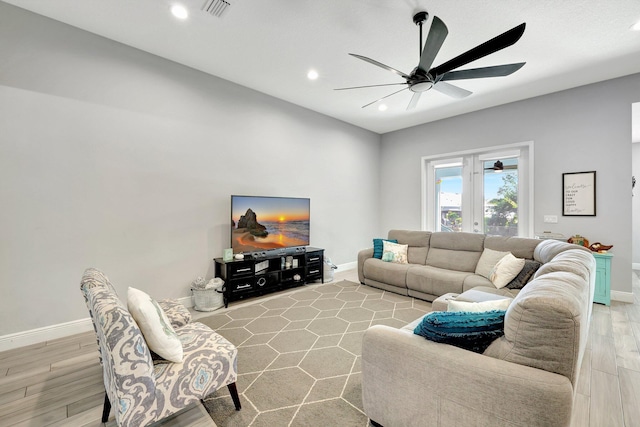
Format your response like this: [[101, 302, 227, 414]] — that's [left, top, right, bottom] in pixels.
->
[[324, 256, 338, 282], [192, 278, 225, 312]]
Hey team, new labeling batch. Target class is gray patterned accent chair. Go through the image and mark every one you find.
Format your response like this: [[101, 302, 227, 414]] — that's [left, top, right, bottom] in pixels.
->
[[80, 268, 240, 427]]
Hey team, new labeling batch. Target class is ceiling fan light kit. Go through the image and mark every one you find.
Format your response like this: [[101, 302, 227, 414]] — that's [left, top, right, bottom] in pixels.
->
[[337, 11, 526, 111]]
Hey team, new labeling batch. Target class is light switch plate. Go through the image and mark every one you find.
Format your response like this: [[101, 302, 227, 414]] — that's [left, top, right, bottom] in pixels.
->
[[543, 215, 558, 223]]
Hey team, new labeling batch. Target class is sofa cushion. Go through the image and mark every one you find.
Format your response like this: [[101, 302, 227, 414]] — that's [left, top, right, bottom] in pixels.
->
[[382, 240, 408, 264], [406, 265, 472, 297], [363, 258, 411, 289], [534, 238, 589, 264], [535, 253, 590, 282], [413, 310, 506, 353], [373, 238, 398, 259], [425, 232, 485, 272], [128, 287, 184, 363], [475, 248, 510, 278], [489, 253, 525, 288], [484, 235, 541, 260], [388, 230, 431, 265], [461, 274, 494, 291]]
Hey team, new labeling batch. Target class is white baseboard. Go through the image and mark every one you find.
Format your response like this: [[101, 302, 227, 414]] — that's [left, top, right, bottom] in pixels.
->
[[0, 266, 359, 353], [0, 318, 94, 353], [178, 295, 194, 308], [336, 261, 357, 271], [1, 297, 195, 353], [611, 290, 635, 303]]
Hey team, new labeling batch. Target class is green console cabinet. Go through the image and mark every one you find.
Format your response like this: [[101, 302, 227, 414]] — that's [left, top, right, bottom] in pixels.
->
[[593, 252, 612, 305]]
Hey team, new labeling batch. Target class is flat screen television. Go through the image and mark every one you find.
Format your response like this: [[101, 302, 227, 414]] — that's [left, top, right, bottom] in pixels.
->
[[231, 195, 310, 254]]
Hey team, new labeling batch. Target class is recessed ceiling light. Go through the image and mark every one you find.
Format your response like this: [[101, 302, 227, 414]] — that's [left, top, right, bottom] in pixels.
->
[[632, 19, 640, 31], [307, 70, 319, 80], [171, 4, 189, 20], [378, 104, 388, 111]]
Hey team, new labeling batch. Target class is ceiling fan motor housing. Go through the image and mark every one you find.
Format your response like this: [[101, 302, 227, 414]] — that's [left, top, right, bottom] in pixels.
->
[[413, 11, 429, 26], [408, 67, 434, 92]]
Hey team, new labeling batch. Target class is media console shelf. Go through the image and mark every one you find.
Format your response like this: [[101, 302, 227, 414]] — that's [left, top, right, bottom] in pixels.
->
[[214, 247, 324, 307]]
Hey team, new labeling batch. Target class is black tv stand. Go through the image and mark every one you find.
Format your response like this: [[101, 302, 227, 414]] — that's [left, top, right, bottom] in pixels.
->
[[214, 247, 324, 307]]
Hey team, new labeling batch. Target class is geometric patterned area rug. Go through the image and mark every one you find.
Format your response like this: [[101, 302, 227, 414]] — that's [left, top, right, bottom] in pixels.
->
[[199, 280, 432, 427]]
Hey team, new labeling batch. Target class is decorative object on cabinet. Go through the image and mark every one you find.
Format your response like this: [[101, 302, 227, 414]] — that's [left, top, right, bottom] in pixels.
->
[[562, 171, 596, 216], [593, 252, 612, 305], [567, 234, 589, 248], [588, 242, 613, 253]]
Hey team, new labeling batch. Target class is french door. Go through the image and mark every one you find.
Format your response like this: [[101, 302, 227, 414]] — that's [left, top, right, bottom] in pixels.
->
[[422, 144, 532, 237]]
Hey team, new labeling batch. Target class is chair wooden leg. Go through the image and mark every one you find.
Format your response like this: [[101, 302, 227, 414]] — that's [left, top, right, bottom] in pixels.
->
[[227, 382, 241, 410], [101, 393, 111, 423]]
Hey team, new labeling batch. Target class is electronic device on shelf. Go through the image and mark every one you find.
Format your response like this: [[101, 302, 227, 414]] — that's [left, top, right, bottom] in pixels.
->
[[230, 195, 310, 256]]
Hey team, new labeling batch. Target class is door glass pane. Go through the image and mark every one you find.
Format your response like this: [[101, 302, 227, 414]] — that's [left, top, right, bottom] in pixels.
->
[[435, 166, 462, 232], [483, 158, 518, 236]]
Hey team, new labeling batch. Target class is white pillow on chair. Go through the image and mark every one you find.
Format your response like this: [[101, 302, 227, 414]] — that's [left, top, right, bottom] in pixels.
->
[[128, 287, 184, 363]]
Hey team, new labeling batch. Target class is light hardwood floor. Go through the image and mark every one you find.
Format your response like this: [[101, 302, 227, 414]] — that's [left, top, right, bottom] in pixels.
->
[[0, 269, 639, 427]]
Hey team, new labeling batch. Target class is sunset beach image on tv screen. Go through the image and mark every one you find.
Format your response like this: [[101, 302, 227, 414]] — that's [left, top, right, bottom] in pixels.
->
[[231, 196, 310, 253]]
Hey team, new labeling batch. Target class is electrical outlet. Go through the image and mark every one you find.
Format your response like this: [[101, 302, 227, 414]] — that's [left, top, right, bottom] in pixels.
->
[[543, 215, 558, 224]]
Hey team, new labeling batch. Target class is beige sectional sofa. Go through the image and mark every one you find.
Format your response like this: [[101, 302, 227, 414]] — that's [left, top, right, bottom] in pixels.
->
[[358, 230, 544, 301], [359, 230, 596, 427]]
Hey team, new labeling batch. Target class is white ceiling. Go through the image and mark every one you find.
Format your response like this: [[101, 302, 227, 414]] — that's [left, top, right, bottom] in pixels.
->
[[4, 0, 640, 134]]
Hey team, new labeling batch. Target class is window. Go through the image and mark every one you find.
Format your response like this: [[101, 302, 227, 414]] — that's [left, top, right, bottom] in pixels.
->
[[422, 143, 533, 237]]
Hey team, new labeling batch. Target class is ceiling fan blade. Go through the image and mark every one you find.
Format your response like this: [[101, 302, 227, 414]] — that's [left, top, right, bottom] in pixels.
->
[[418, 16, 448, 73], [349, 53, 410, 79], [432, 81, 472, 99], [440, 63, 525, 81], [429, 23, 526, 77], [362, 87, 410, 108], [407, 92, 422, 110], [335, 82, 408, 91]]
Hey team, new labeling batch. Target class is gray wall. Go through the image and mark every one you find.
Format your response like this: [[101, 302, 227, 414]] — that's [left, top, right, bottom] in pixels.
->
[[381, 74, 640, 295], [1, 2, 638, 337], [634, 141, 640, 267], [0, 4, 380, 335]]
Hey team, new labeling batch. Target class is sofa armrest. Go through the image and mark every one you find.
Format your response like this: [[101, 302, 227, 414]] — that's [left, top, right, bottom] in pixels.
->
[[358, 248, 374, 283], [158, 299, 192, 328], [362, 325, 574, 427]]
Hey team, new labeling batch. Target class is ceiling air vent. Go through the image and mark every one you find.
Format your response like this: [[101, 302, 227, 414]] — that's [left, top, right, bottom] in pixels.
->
[[202, 0, 231, 17]]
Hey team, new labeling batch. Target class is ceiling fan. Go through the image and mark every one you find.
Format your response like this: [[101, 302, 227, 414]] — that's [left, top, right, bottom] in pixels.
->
[[485, 160, 518, 172], [336, 11, 526, 110]]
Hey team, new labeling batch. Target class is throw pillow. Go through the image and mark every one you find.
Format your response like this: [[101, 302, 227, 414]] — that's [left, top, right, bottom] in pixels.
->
[[413, 310, 506, 353], [127, 287, 184, 363], [505, 259, 542, 290], [381, 240, 408, 264], [373, 238, 398, 259], [448, 298, 512, 312], [489, 253, 526, 289], [475, 248, 510, 279], [381, 251, 394, 262]]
